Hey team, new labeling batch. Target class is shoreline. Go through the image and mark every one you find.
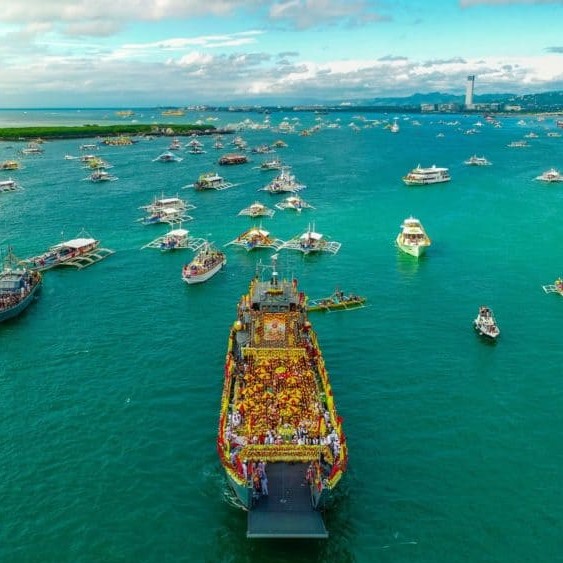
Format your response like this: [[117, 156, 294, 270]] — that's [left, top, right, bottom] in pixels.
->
[[0, 123, 225, 141]]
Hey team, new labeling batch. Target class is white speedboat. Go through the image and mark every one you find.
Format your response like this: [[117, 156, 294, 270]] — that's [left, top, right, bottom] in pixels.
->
[[396, 217, 431, 258], [181, 242, 226, 284], [464, 155, 492, 166], [535, 168, 562, 183], [474, 306, 500, 339], [402, 164, 450, 186], [153, 151, 183, 162]]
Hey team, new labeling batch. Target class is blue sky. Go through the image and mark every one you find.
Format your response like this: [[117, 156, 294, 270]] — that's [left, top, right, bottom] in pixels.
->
[[0, 0, 561, 107]]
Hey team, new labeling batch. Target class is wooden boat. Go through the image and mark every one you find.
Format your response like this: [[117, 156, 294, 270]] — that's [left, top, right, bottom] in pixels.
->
[[142, 228, 205, 252], [218, 254, 347, 538], [237, 202, 275, 218], [1, 160, 20, 170], [473, 306, 500, 339], [218, 153, 248, 166], [0, 248, 42, 323], [280, 224, 341, 255], [307, 290, 366, 312], [139, 206, 192, 225], [21, 234, 114, 271], [225, 226, 284, 251], [192, 172, 234, 191], [260, 167, 306, 194], [181, 241, 226, 284]]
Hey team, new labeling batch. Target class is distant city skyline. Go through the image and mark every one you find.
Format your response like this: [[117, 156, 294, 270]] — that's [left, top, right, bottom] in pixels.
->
[[0, 0, 562, 108]]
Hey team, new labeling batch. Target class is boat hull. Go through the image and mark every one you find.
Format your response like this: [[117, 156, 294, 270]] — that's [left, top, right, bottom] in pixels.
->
[[396, 237, 427, 258], [0, 281, 41, 323], [182, 257, 226, 284]]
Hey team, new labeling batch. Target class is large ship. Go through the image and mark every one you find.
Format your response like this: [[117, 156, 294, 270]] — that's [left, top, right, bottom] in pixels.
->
[[217, 256, 348, 538]]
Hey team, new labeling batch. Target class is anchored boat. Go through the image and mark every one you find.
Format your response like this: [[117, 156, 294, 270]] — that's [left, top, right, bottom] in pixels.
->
[[0, 248, 42, 323], [218, 255, 348, 538], [307, 289, 366, 312], [21, 234, 114, 271], [181, 241, 226, 284]]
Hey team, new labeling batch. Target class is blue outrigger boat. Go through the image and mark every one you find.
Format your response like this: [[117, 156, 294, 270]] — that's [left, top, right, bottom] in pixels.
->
[[0, 248, 42, 323]]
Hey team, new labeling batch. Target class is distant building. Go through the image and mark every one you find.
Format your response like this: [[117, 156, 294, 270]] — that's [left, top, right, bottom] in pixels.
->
[[437, 103, 461, 113], [420, 103, 437, 112], [465, 75, 475, 109]]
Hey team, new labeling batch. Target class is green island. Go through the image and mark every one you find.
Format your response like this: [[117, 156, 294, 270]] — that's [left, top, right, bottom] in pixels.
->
[[0, 123, 221, 141]]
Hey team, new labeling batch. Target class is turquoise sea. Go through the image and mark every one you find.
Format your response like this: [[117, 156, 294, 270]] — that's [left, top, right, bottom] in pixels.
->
[[1, 108, 563, 562]]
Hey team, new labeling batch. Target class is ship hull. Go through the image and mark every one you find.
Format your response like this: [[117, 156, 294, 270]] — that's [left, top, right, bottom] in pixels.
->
[[396, 237, 427, 258], [182, 257, 226, 284], [0, 281, 41, 323]]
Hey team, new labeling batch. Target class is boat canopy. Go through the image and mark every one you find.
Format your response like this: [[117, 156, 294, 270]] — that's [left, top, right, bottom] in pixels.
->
[[60, 238, 98, 249], [167, 229, 188, 237], [300, 231, 322, 240]]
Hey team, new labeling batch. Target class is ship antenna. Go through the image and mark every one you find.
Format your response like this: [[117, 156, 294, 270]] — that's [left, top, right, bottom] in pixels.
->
[[271, 253, 279, 286]]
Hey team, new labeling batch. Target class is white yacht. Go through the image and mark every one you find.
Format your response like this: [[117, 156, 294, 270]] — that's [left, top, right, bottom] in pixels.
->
[[395, 217, 431, 258], [402, 165, 450, 186]]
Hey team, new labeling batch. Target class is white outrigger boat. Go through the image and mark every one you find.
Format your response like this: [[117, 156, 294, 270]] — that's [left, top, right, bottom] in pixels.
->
[[474, 306, 500, 340], [181, 242, 226, 284], [260, 167, 306, 194], [189, 172, 235, 191], [225, 226, 285, 251], [464, 155, 492, 166], [84, 169, 118, 183], [237, 201, 275, 218], [396, 217, 431, 258], [139, 206, 192, 225], [21, 235, 114, 271], [142, 227, 206, 251], [257, 157, 283, 171], [0, 178, 22, 192], [153, 151, 183, 163], [140, 195, 196, 214], [280, 224, 341, 255], [275, 195, 315, 213]]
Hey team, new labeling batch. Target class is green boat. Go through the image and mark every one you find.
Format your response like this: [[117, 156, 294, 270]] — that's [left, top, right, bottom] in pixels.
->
[[306, 289, 366, 312]]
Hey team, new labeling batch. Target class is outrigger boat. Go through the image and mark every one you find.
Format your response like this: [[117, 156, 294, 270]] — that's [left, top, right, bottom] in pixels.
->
[[535, 168, 562, 183], [190, 172, 235, 191], [0, 248, 42, 323], [226, 226, 285, 251], [218, 254, 347, 538], [0, 178, 22, 192], [84, 169, 118, 183], [474, 306, 500, 340], [238, 202, 275, 218], [396, 216, 431, 258], [542, 278, 563, 296], [139, 206, 192, 225], [260, 167, 306, 194], [181, 241, 226, 284], [140, 195, 196, 214], [21, 234, 114, 271], [464, 155, 492, 166], [219, 153, 248, 166], [307, 289, 366, 312], [275, 195, 315, 213], [257, 157, 283, 171], [142, 227, 206, 252], [1, 160, 20, 170], [280, 224, 341, 255]]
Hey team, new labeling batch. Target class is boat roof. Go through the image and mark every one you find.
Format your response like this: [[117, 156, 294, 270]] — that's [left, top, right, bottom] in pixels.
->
[[58, 237, 98, 249], [156, 197, 181, 205], [300, 231, 322, 240], [247, 228, 269, 236], [167, 229, 188, 236]]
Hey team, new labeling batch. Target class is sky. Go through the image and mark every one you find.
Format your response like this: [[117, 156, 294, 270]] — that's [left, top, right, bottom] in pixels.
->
[[0, 0, 562, 108]]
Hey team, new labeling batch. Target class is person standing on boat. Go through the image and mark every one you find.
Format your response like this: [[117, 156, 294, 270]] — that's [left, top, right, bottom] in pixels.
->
[[258, 461, 268, 497]]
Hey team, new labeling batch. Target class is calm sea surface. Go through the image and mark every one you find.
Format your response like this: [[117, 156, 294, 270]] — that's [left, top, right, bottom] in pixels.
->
[[1, 108, 562, 562]]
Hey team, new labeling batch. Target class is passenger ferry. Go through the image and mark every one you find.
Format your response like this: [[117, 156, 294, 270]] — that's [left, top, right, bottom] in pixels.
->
[[218, 255, 348, 538], [396, 217, 432, 258], [402, 164, 451, 186]]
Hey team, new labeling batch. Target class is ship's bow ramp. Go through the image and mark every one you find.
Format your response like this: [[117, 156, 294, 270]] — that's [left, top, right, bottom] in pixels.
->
[[247, 462, 328, 539]]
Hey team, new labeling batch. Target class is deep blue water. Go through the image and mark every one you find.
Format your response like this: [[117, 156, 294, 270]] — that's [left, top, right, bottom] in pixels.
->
[[1, 108, 563, 562]]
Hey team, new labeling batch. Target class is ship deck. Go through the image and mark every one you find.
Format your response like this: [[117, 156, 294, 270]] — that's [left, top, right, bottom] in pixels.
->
[[247, 462, 328, 539]]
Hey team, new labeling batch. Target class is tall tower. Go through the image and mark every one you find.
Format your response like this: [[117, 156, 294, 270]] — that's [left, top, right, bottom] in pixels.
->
[[465, 75, 475, 109]]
